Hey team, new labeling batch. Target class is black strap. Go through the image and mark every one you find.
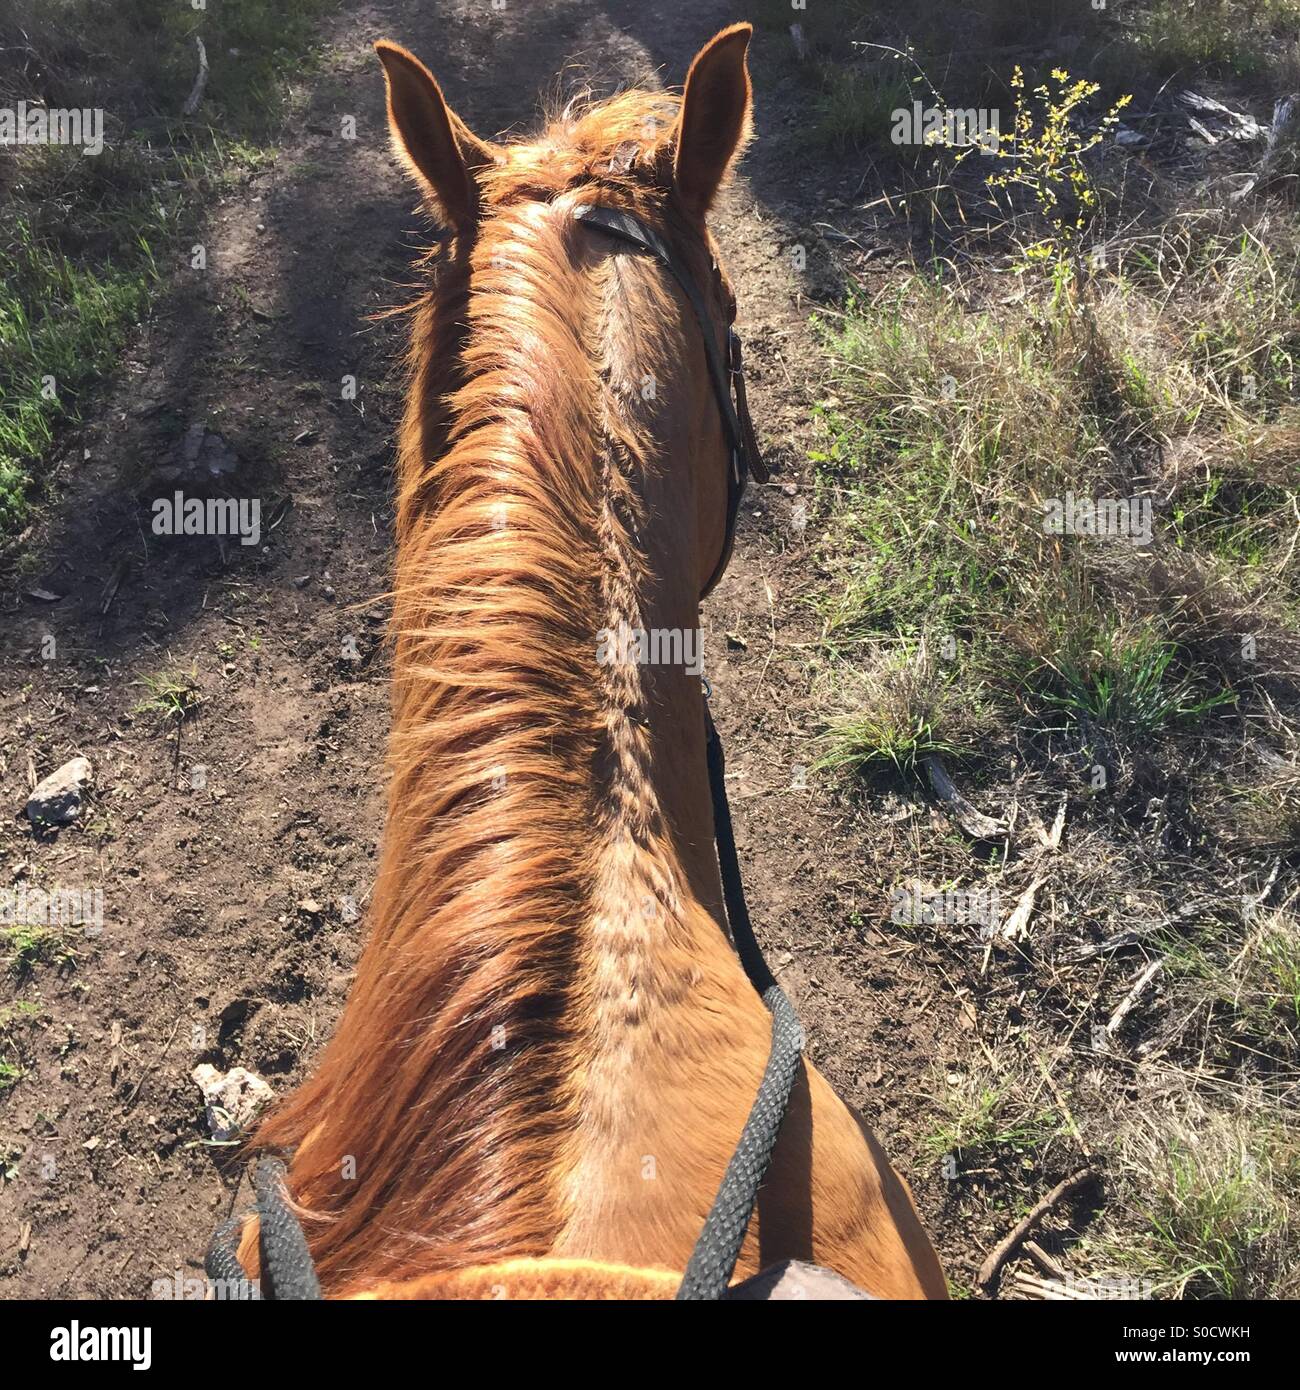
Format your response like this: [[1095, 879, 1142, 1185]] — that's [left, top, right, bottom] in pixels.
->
[[205, 1157, 322, 1300], [676, 709, 804, 1300]]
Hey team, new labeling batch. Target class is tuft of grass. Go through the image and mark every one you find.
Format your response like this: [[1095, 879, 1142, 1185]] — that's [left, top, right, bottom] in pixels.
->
[[0, 0, 337, 542], [817, 642, 966, 777], [1039, 629, 1236, 736], [2, 923, 75, 975], [1102, 1103, 1299, 1299], [808, 62, 915, 156], [923, 1066, 1061, 1166], [133, 664, 203, 724]]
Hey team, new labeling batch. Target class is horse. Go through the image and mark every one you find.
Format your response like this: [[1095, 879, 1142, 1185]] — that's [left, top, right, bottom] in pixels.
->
[[239, 22, 947, 1300]]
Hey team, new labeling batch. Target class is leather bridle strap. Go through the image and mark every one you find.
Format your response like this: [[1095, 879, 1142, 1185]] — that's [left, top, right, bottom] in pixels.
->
[[572, 202, 767, 599]]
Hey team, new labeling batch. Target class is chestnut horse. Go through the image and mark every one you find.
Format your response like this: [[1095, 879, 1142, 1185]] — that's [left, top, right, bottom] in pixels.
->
[[245, 23, 946, 1299]]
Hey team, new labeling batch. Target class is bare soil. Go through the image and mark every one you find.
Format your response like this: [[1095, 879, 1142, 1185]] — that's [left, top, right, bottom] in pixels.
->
[[1, 0, 1037, 1298]]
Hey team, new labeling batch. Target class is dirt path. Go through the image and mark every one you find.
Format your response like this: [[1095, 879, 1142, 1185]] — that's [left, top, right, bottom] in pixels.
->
[[0, 1, 963, 1298]]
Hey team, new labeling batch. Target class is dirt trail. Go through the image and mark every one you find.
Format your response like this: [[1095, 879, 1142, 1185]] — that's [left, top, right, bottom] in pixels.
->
[[0, 1, 960, 1298]]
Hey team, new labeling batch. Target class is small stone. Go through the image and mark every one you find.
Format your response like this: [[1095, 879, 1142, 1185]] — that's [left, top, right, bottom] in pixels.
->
[[25, 756, 94, 825], [192, 1063, 273, 1142]]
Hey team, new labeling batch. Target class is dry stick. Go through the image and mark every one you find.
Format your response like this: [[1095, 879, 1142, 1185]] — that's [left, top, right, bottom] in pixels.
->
[[1000, 876, 1045, 944], [921, 754, 1006, 839], [1104, 957, 1163, 1043], [1039, 796, 1067, 850], [1023, 1240, 1068, 1281], [1036, 1052, 1091, 1158], [182, 37, 209, 118], [977, 1165, 1100, 1292]]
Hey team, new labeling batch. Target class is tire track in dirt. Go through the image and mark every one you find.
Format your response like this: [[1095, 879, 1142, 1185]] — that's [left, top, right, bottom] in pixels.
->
[[0, 2, 950, 1297]]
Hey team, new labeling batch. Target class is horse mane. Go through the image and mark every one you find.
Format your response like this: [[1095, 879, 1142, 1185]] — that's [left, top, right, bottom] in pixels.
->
[[249, 85, 714, 1292]]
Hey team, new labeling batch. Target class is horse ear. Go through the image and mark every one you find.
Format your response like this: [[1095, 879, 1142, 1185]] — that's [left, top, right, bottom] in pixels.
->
[[672, 24, 753, 217], [375, 41, 496, 232]]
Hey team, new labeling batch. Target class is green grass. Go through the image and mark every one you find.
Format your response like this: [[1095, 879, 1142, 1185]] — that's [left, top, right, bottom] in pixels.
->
[[817, 643, 965, 777], [1038, 630, 1236, 736], [0, 218, 159, 531], [2, 923, 75, 975], [0, 0, 337, 541], [1099, 0, 1300, 89], [133, 664, 203, 724], [811, 210, 1300, 755], [1101, 1105, 1300, 1299], [805, 34, 1300, 1296], [923, 1068, 1061, 1166]]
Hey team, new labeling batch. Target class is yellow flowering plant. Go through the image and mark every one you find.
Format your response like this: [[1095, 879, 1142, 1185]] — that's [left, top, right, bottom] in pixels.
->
[[983, 66, 1133, 271]]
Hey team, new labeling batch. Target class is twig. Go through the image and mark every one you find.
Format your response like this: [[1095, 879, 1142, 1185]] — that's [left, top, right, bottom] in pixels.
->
[[921, 754, 1006, 840], [999, 876, 1046, 944], [1036, 796, 1067, 850], [1023, 1240, 1068, 1281], [182, 37, 209, 118], [1104, 957, 1163, 1044], [977, 1166, 1100, 1292]]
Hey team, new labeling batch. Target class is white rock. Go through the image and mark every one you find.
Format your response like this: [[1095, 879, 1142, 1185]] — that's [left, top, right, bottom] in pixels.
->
[[25, 756, 94, 825], [192, 1063, 274, 1142]]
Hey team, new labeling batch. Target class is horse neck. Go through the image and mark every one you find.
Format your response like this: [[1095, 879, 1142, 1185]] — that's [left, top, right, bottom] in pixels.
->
[[254, 196, 732, 1287], [386, 195, 725, 950]]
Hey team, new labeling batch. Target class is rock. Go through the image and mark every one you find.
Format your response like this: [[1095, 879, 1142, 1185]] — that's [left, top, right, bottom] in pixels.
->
[[25, 756, 93, 825], [149, 425, 241, 490], [192, 1063, 273, 1142]]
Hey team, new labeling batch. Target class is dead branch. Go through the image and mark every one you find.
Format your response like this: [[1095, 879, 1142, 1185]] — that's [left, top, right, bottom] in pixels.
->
[[977, 1166, 1100, 1292], [1104, 957, 1163, 1043], [921, 754, 1006, 839], [182, 37, 209, 118]]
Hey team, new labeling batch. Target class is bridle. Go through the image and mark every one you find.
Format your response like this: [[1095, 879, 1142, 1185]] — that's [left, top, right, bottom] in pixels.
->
[[206, 199, 806, 1304], [571, 201, 769, 599]]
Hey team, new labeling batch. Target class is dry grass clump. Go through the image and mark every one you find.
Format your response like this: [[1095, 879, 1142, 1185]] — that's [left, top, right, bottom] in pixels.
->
[[1097, 1096, 1300, 1299], [808, 37, 1300, 1294]]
